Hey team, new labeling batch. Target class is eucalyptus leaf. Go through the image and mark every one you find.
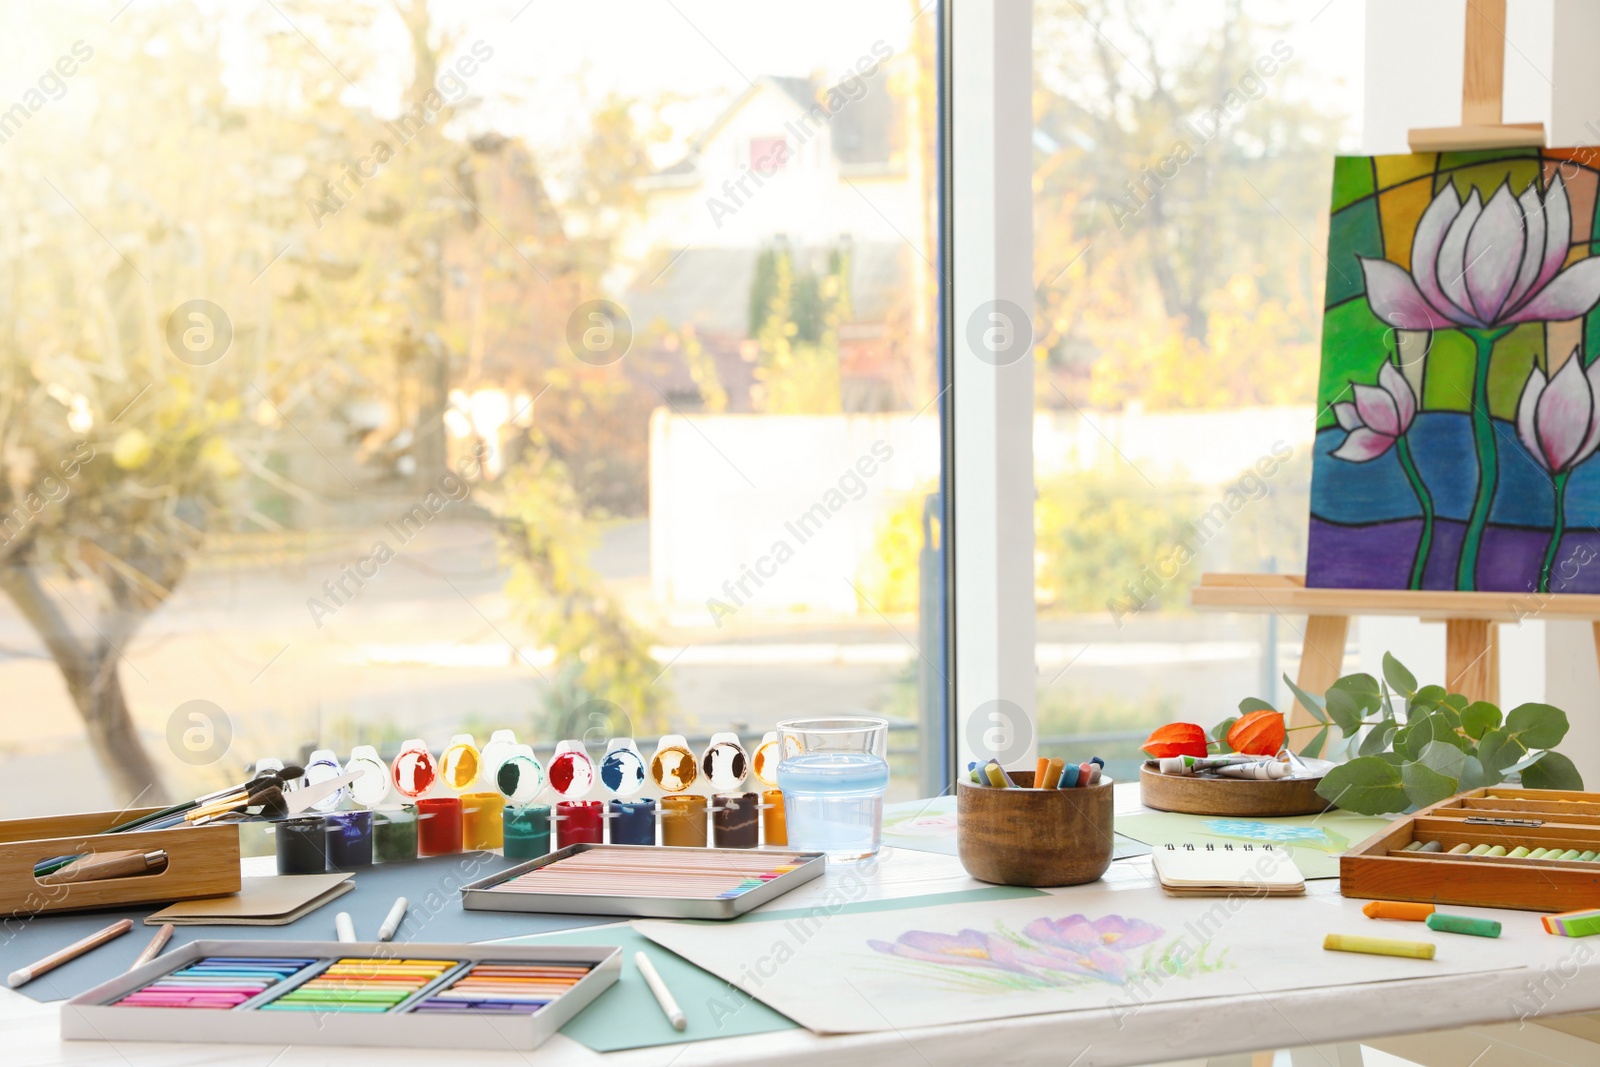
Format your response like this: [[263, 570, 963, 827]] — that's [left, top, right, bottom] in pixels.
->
[[1358, 721, 1396, 758], [1237, 698, 1275, 715], [1383, 652, 1418, 699], [1477, 728, 1528, 777], [1300, 725, 1330, 759], [1316, 756, 1407, 816], [1281, 673, 1329, 724], [1410, 684, 1447, 711], [1328, 673, 1382, 716], [1458, 754, 1487, 793], [1523, 751, 1585, 791], [1417, 740, 1470, 780], [1505, 703, 1570, 749], [1212, 717, 1238, 743], [1441, 693, 1468, 713], [1402, 760, 1459, 809], [1459, 701, 1502, 740], [1323, 687, 1364, 734]]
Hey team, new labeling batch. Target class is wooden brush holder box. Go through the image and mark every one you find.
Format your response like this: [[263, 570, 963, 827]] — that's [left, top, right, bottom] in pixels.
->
[[957, 772, 1115, 887], [0, 807, 241, 917], [1341, 787, 1600, 912]]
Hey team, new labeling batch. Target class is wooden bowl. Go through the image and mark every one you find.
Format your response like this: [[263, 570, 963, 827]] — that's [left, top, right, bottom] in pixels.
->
[[956, 771, 1114, 887], [1138, 763, 1333, 817]]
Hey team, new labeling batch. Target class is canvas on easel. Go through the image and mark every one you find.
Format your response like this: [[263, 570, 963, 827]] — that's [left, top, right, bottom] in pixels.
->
[[1307, 147, 1600, 594]]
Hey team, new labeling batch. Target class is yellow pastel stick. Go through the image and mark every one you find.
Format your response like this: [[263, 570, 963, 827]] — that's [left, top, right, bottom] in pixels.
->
[[1323, 934, 1435, 959], [983, 762, 1010, 788]]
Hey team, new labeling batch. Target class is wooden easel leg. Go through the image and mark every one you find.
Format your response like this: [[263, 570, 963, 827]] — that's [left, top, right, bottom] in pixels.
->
[[1446, 619, 1498, 704], [1294, 615, 1349, 737]]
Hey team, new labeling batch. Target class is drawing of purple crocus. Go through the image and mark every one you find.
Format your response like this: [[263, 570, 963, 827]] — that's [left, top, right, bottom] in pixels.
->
[[1023, 914, 1164, 983], [1359, 174, 1600, 590], [1516, 350, 1600, 592], [866, 928, 1046, 974], [1330, 361, 1432, 589]]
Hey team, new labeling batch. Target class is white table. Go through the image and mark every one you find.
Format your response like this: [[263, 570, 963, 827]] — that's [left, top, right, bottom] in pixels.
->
[[9, 786, 1600, 1067]]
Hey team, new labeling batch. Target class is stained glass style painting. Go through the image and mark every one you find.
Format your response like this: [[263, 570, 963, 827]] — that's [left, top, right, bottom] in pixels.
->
[[1308, 149, 1600, 593]]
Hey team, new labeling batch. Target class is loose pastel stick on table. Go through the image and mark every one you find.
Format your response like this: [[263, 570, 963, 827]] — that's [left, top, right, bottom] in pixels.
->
[[1362, 901, 1434, 921], [1323, 934, 1435, 959], [1426, 913, 1501, 938]]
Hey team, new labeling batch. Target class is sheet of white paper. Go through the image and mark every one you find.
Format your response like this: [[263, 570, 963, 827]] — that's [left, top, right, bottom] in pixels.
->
[[636, 884, 1519, 1034]]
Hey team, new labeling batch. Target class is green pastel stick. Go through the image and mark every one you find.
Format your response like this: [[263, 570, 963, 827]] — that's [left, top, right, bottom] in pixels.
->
[[1468, 844, 1491, 855], [1485, 845, 1507, 856], [1559, 849, 1584, 861], [1419, 841, 1444, 852], [1508, 846, 1530, 858], [1580, 851, 1598, 862], [1402, 841, 1424, 851], [1448, 843, 1472, 854], [1530, 848, 1551, 859], [1426, 913, 1501, 938]]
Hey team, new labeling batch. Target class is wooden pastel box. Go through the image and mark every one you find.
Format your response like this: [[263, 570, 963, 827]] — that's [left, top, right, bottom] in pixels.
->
[[62, 940, 621, 1050], [0, 807, 240, 918], [1341, 787, 1600, 912]]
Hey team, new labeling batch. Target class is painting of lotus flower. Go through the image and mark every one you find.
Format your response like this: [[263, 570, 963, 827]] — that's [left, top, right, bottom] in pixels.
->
[[1309, 149, 1600, 592], [866, 912, 1226, 994]]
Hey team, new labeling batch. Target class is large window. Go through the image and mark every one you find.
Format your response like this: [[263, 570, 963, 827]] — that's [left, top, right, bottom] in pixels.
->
[[0, 1, 942, 817], [1028, 0, 1363, 778]]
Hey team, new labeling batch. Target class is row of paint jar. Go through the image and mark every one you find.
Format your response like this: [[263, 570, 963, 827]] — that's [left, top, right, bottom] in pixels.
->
[[286, 730, 784, 813], [274, 791, 789, 874]]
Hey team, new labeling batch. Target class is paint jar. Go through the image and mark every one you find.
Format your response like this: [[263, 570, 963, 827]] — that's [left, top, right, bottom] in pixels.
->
[[752, 731, 782, 788], [304, 748, 347, 813], [600, 738, 648, 798], [440, 733, 482, 792], [391, 738, 437, 799], [712, 792, 759, 849], [373, 806, 418, 863], [555, 800, 604, 848], [495, 745, 545, 804], [346, 744, 391, 808], [701, 732, 749, 790], [324, 810, 373, 869], [609, 798, 657, 845], [660, 795, 708, 848], [478, 729, 519, 790], [276, 816, 329, 875], [461, 791, 505, 851], [650, 734, 699, 794], [503, 805, 551, 860], [549, 740, 596, 798], [417, 796, 463, 856], [761, 789, 788, 845]]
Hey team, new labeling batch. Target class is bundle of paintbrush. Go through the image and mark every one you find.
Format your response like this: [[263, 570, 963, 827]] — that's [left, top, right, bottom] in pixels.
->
[[31, 765, 359, 880]]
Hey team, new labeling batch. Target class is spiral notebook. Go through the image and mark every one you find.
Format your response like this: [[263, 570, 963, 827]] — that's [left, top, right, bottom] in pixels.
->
[[1151, 843, 1305, 897]]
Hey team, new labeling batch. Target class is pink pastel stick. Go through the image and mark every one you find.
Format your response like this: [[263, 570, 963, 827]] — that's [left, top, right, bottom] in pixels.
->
[[1077, 762, 1094, 786]]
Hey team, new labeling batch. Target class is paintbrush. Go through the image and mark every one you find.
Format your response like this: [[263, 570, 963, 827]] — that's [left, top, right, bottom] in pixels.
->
[[108, 765, 305, 834]]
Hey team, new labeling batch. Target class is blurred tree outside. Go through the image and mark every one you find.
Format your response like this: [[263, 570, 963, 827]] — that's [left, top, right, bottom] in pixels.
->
[[750, 242, 850, 414], [0, 0, 673, 801], [1032, 0, 1347, 412]]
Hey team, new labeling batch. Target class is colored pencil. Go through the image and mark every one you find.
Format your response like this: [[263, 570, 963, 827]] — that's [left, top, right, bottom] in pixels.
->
[[129, 924, 175, 972], [8, 919, 134, 989]]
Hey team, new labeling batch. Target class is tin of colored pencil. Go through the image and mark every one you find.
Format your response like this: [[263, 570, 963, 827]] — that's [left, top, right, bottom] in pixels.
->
[[1323, 933, 1435, 959]]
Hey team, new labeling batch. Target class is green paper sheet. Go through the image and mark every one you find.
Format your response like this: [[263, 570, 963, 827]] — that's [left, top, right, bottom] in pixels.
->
[[1115, 809, 1393, 879], [517, 885, 1048, 1052]]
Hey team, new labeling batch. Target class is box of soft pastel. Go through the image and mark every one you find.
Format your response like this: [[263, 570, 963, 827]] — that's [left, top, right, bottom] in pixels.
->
[[1341, 786, 1600, 913], [0, 808, 241, 918], [956, 762, 1114, 888]]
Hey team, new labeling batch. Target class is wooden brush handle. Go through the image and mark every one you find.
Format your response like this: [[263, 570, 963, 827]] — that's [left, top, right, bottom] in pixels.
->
[[36, 850, 166, 885]]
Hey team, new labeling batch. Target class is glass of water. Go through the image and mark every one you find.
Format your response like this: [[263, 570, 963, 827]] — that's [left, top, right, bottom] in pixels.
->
[[776, 716, 889, 862]]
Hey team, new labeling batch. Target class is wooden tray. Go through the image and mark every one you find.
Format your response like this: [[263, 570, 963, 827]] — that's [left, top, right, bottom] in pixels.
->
[[1340, 787, 1600, 912], [0, 807, 240, 917], [1139, 764, 1332, 817]]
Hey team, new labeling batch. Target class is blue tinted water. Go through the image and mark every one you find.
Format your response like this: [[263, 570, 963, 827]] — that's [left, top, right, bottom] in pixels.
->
[[776, 752, 889, 861]]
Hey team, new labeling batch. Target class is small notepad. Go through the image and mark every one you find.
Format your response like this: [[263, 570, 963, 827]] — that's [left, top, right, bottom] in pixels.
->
[[1151, 843, 1305, 896]]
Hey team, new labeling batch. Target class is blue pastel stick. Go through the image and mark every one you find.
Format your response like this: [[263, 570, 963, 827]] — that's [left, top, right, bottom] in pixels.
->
[[1058, 763, 1080, 788], [1090, 756, 1105, 768]]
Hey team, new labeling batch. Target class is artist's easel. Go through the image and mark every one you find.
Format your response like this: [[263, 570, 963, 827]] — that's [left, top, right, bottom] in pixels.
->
[[1192, 1, 1597, 739]]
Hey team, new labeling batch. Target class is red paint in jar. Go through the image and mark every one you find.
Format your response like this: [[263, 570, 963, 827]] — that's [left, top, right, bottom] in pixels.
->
[[416, 796, 463, 855], [555, 801, 604, 848]]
